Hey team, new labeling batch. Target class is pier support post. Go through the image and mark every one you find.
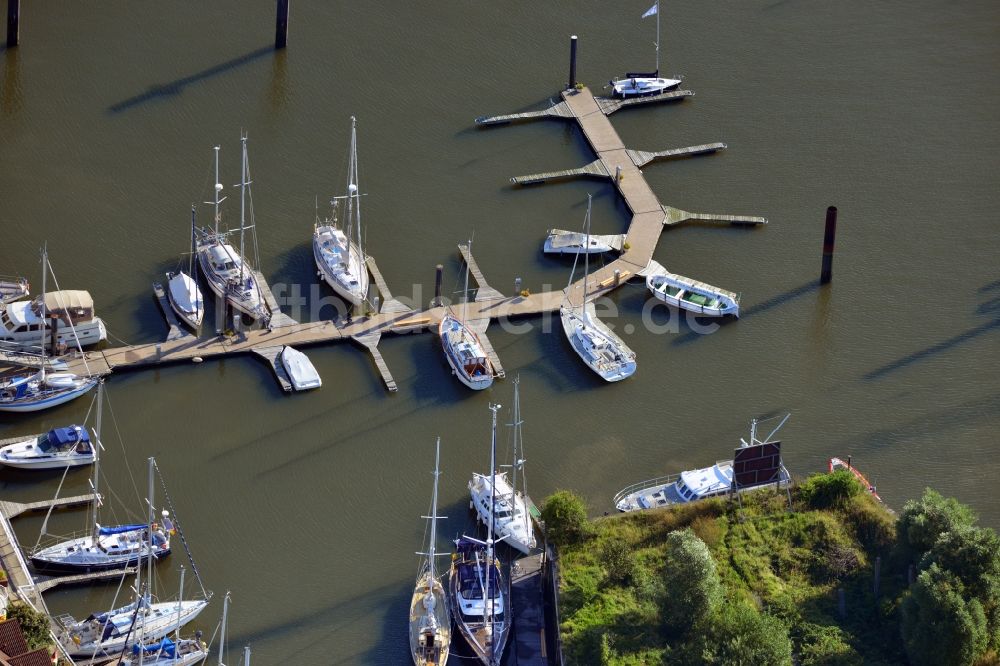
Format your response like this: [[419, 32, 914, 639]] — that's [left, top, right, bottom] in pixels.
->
[[6, 0, 19, 49], [820, 206, 837, 284], [568, 35, 578, 89], [873, 556, 881, 597], [613, 270, 621, 287], [275, 0, 289, 50], [373, 295, 380, 313], [433, 264, 443, 306], [514, 277, 522, 296], [615, 165, 622, 182]]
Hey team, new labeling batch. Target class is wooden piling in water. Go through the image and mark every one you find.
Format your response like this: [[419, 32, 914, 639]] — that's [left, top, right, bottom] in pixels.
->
[[821, 206, 838, 284], [275, 0, 289, 49], [6, 0, 19, 49], [434, 264, 443, 306], [568, 35, 578, 89]]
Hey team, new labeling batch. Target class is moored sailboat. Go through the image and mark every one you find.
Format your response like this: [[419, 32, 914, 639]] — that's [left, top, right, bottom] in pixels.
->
[[608, 0, 682, 98], [313, 116, 371, 306], [409, 438, 451, 666], [167, 206, 205, 331], [560, 196, 636, 382], [440, 239, 496, 391], [449, 404, 511, 666]]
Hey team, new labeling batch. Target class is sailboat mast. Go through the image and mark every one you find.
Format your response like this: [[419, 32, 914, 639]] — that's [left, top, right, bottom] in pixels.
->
[[510, 380, 519, 528], [244, 646, 251, 666], [345, 117, 357, 271], [583, 195, 592, 310], [656, 0, 661, 74], [487, 403, 500, 663], [213, 146, 221, 236], [39, 245, 47, 373], [429, 437, 441, 579], [351, 117, 364, 268], [90, 379, 103, 538], [175, 565, 186, 639], [189, 206, 197, 276], [239, 134, 248, 282], [218, 591, 230, 666], [461, 239, 472, 325], [146, 456, 155, 604]]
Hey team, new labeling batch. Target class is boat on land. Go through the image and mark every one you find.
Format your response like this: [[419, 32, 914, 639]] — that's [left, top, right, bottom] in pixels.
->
[[0, 424, 94, 469], [440, 239, 496, 391], [195, 138, 268, 321], [281, 346, 321, 391], [313, 116, 371, 306], [829, 457, 882, 503], [608, 0, 682, 98], [543, 229, 623, 255], [449, 405, 511, 666], [613, 415, 792, 512], [469, 379, 537, 555], [166, 206, 205, 331], [0, 276, 29, 304], [560, 195, 636, 382], [409, 438, 451, 666], [646, 270, 740, 317]]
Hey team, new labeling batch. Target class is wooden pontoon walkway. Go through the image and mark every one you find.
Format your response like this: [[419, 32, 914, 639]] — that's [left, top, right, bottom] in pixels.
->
[[46, 85, 764, 392]]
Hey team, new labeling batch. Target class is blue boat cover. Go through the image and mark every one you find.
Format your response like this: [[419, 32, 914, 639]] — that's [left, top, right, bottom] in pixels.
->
[[97, 523, 145, 536], [132, 637, 176, 657], [50, 425, 89, 446]]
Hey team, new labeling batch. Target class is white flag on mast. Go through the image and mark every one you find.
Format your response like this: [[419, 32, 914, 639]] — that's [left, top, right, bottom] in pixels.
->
[[642, 3, 658, 18]]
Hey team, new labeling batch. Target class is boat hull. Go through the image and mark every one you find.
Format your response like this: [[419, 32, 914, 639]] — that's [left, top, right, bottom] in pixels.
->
[[281, 346, 321, 390], [646, 274, 739, 317], [469, 473, 536, 555], [313, 226, 370, 306], [196, 242, 267, 321], [166, 272, 204, 330], [439, 315, 495, 391], [610, 76, 682, 98], [448, 559, 510, 665], [0, 377, 98, 413], [560, 307, 636, 382], [409, 569, 451, 666], [64, 600, 208, 659]]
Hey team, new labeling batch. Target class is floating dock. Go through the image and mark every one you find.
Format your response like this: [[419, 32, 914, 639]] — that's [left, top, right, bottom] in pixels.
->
[[510, 552, 549, 666], [43, 82, 765, 394]]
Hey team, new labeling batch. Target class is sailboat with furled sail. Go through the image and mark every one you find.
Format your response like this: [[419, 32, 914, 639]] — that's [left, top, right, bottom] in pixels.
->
[[409, 437, 451, 666], [440, 239, 497, 391], [166, 205, 205, 331], [0, 246, 98, 413], [313, 116, 371, 306], [560, 196, 637, 382], [195, 137, 268, 322], [609, 0, 682, 98], [449, 404, 511, 666]]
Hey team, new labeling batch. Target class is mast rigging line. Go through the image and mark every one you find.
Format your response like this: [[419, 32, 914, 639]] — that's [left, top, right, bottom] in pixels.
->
[[152, 459, 209, 599]]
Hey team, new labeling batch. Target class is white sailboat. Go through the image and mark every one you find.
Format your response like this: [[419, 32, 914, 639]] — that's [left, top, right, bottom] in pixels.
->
[[609, 0, 682, 98], [409, 437, 451, 666], [0, 247, 98, 413], [469, 379, 536, 555], [440, 239, 496, 391], [313, 116, 371, 306], [195, 139, 268, 321], [560, 197, 637, 382], [58, 457, 210, 660], [123, 567, 209, 665], [449, 404, 511, 666], [0, 423, 94, 470], [167, 205, 205, 331], [32, 404, 172, 573]]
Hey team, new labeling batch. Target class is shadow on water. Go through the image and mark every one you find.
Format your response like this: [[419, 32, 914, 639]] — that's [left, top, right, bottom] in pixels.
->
[[864, 317, 1000, 381], [107, 45, 274, 114], [2, 47, 22, 117]]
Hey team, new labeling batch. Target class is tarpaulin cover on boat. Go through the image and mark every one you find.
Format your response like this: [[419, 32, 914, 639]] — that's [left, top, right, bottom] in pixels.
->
[[132, 638, 176, 657], [97, 523, 145, 536], [50, 425, 90, 446]]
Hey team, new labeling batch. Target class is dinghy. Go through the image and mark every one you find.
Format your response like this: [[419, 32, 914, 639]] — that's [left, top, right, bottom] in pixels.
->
[[281, 346, 321, 391]]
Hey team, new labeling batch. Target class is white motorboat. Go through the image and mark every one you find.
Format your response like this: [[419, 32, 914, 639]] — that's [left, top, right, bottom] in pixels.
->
[[313, 116, 371, 306], [613, 415, 793, 512], [560, 196, 637, 382], [0, 275, 29, 304], [608, 1, 682, 98], [0, 424, 94, 469], [449, 405, 511, 666], [409, 438, 451, 666], [646, 270, 739, 317], [166, 206, 205, 331], [0, 290, 107, 349], [195, 141, 268, 321], [281, 346, 321, 391], [440, 239, 496, 391], [543, 229, 623, 255]]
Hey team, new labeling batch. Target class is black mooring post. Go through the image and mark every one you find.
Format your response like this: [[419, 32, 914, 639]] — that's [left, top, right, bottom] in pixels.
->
[[434, 264, 443, 306], [820, 206, 838, 284], [568, 35, 578, 89], [7, 0, 20, 49], [275, 0, 289, 50]]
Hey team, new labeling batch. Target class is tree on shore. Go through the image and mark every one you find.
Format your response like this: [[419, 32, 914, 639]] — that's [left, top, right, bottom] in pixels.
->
[[541, 490, 588, 547], [662, 528, 722, 633], [900, 563, 989, 666]]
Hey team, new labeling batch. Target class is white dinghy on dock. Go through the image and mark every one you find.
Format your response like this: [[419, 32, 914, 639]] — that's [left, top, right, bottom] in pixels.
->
[[280, 346, 321, 391]]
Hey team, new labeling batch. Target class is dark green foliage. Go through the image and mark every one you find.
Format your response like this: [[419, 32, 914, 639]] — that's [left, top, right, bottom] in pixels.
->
[[542, 490, 588, 546], [900, 564, 989, 666], [662, 529, 722, 633], [599, 537, 635, 585], [898, 488, 976, 554], [696, 601, 793, 666], [5, 602, 52, 651], [920, 525, 1000, 606], [798, 470, 863, 509], [793, 623, 864, 666]]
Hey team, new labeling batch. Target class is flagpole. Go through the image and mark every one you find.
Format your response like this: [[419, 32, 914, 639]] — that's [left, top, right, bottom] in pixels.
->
[[656, 0, 660, 75]]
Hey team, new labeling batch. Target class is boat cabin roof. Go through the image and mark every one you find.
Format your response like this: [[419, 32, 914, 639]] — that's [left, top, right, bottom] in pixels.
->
[[40, 426, 90, 452], [208, 244, 241, 266], [457, 563, 501, 598], [679, 463, 734, 497]]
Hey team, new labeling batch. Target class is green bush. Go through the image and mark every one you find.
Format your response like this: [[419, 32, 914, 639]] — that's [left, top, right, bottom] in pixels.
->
[[599, 537, 635, 586], [900, 563, 989, 666], [798, 471, 863, 509], [898, 488, 976, 554], [542, 490, 588, 547], [662, 529, 722, 633], [698, 601, 793, 666], [794, 623, 863, 666], [5, 602, 52, 651]]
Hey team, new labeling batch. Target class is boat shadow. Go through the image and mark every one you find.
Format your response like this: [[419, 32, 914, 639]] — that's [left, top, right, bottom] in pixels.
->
[[107, 44, 274, 114]]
